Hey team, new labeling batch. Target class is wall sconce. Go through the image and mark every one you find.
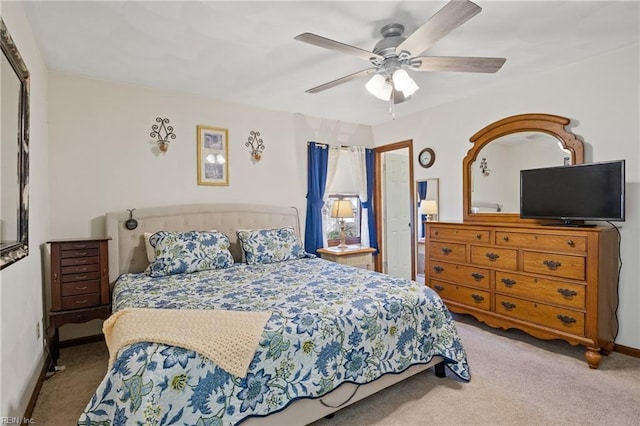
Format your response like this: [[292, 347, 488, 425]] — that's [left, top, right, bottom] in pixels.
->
[[245, 130, 265, 163], [150, 117, 176, 153], [480, 157, 490, 177]]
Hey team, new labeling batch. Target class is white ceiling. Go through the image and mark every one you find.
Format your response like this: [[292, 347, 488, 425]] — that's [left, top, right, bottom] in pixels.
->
[[22, 1, 640, 126]]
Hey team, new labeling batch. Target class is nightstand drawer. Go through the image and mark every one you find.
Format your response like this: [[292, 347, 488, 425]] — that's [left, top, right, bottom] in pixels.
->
[[61, 256, 99, 267], [60, 241, 100, 251], [62, 263, 99, 275], [61, 271, 101, 283], [61, 281, 100, 297], [61, 293, 100, 310], [60, 248, 100, 258]]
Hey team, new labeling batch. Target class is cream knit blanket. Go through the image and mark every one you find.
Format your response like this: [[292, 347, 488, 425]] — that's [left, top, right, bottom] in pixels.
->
[[103, 308, 271, 378]]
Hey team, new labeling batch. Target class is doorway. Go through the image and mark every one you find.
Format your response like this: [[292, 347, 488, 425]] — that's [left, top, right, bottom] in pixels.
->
[[374, 140, 415, 280]]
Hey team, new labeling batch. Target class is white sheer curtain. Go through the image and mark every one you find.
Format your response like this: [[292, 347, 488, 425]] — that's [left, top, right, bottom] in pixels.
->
[[321, 145, 342, 247], [345, 146, 370, 247]]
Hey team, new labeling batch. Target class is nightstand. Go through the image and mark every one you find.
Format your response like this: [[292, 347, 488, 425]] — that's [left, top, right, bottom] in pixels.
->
[[317, 246, 376, 270], [47, 237, 111, 365]]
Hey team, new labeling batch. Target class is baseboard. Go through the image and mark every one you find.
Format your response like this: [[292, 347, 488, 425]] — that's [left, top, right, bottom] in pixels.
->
[[22, 357, 48, 424], [614, 343, 640, 358], [59, 333, 105, 348]]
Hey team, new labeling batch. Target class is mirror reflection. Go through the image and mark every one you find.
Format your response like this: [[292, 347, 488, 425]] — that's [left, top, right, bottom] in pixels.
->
[[416, 178, 438, 281], [470, 133, 571, 214]]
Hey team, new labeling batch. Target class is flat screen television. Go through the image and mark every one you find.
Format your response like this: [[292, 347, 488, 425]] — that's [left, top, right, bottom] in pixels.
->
[[520, 160, 625, 226]]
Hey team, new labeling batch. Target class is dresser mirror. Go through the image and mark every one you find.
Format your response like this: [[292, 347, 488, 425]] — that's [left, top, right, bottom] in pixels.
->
[[1, 18, 30, 269], [462, 114, 584, 223]]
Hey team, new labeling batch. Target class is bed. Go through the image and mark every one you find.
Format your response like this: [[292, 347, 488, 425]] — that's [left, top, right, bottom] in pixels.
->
[[78, 203, 469, 425]]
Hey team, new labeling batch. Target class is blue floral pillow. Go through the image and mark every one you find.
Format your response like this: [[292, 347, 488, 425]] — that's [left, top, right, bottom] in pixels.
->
[[148, 231, 234, 277], [237, 227, 312, 265]]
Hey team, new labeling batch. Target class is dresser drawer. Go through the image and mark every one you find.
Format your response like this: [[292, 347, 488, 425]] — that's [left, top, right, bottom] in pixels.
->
[[523, 252, 585, 280], [428, 260, 490, 289], [495, 271, 585, 309], [61, 293, 101, 310], [496, 294, 585, 335], [430, 227, 490, 243], [61, 281, 100, 297], [61, 263, 99, 275], [429, 241, 466, 262], [60, 248, 100, 258], [61, 256, 99, 267], [430, 280, 490, 311], [470, 246, 517, 270], [495, 231, 587, 253], [60, 241, 100, 251]]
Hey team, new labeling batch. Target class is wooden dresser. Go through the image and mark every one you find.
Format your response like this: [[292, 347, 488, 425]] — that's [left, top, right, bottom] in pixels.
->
[[425, 221, 618, 368], [47, 237, 111, 365]]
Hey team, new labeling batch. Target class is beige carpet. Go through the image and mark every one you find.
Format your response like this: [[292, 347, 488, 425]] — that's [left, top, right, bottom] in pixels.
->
[[32, 315, 640, 425]]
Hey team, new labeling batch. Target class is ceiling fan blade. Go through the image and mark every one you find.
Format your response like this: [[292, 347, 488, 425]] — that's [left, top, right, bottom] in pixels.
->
[[398, 0, 481, 56], [295, 33, 383, 62], [412, 56, 506, 73], [305, 68, 377, 93]]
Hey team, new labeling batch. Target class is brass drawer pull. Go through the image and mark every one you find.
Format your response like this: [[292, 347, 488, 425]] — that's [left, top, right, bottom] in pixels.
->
[[556, 315, 577, 325], [501, 278, 516, 287], [471, 272, 485, 281], [75, 286, 88, 291], [567, 240, 575, 247], [73, 244, 87, 249], [476, 233, 482, 240], [75, 259, 88, 264], [543, 260, 562, 270], [433, 285, 444, 292], [77, 251, 87, 256], [557, 288, 578, 298], [433, 265, 444, 273], [502, 235, 509, 242], [441, 247, 452, 255], [485, 252, 500, 261], [75, 299, 88, 305], [471, 294, 485, 303], [75, 275, 88, 280], [501, 301, 516, 310]]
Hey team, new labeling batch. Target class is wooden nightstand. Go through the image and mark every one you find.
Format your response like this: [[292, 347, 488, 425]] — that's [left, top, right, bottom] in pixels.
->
[[47, 237, 111, 366], [317, 246, 376, 270]]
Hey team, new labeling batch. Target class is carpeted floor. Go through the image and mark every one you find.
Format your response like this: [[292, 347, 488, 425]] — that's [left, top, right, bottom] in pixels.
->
[[31, 315, 640, 425]]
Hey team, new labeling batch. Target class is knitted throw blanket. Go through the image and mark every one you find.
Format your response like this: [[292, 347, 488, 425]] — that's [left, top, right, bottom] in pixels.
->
[[103, 308, 271, 378]]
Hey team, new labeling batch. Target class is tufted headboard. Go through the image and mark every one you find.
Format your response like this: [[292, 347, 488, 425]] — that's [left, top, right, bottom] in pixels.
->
[[105, 203, 301, 283]]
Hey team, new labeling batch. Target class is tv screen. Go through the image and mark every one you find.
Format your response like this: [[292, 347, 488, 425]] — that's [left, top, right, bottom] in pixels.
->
[[520, 160, 625, 225]]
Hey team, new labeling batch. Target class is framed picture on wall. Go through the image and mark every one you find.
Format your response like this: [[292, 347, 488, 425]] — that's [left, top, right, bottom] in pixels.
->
[[197, 125, 229, 186]]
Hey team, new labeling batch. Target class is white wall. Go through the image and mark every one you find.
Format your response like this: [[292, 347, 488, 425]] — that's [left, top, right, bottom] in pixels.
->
[[47, 73, 373, 340], [0, 1, 50, 417], [373, 43, 640, 349]]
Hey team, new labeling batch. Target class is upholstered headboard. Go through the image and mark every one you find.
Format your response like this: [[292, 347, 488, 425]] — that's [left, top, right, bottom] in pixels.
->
[[105, 203, 301, 283]]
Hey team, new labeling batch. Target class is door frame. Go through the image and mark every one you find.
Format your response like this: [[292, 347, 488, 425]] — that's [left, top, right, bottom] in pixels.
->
[[373, 140, 415, 278]]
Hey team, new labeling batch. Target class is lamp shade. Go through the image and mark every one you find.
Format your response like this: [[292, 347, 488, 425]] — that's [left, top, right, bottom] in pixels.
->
[[331, 200, 354, 218], [420, 199, 438, 215], [365, 74, 392, 101], [392, 69, 419, 97]]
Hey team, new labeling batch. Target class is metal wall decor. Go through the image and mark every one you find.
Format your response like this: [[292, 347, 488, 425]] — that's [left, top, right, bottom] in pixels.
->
[[125, 209, 138, 230], [480, 157, 490, 177], [246, 130, 265, 163], [150, 117, 176, 153]]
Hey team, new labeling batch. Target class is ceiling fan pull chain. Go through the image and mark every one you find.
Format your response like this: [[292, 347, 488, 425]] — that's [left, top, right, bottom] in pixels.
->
[[389, 87, 396, 119]]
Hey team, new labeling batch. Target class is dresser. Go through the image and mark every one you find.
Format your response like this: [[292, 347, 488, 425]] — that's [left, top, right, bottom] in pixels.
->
[[425, 221, 618, 368], [317, 246, 376, 270], [47, 237, 111, 365]]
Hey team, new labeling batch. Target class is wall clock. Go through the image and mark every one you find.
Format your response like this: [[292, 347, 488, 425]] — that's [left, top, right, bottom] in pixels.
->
[[418, 148, 435, 168]]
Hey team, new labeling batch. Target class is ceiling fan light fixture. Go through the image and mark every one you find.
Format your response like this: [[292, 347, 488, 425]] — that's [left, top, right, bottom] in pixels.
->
[[365, 74, 392, 101], [392, 69, 419, 97]]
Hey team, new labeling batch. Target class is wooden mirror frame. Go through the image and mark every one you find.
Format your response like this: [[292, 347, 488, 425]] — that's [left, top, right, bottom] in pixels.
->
[[462, 113, 584, 223], [0, 18, 30, 269]]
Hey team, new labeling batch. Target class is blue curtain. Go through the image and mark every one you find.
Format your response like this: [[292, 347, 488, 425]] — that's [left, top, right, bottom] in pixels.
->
[[304, 142, 329, 255], [417, 181, 428, 238], [365, 148, 379, 254]]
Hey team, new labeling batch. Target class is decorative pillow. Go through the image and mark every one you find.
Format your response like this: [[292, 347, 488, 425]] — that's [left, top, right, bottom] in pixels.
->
[[237, 227, 311, 265], [147, 231, 234, 277], [143, 232, 155, 263]]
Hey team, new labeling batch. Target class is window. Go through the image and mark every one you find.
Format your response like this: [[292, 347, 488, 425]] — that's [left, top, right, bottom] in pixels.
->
[[324, 194, 361, 246]]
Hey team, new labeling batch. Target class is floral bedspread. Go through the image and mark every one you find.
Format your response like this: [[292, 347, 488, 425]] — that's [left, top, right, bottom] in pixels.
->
[[79, 258, 469, 426]]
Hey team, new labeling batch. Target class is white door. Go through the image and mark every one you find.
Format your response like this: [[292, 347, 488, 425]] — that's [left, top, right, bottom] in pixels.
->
[[383, 152, 412, 279]]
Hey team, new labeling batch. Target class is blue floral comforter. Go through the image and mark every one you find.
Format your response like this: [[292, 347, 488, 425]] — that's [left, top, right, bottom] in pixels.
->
[[79, 258, 469, 425]]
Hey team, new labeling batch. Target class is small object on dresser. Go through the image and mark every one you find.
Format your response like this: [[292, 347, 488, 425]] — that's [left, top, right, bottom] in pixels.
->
[[47, 237, 111, 367]]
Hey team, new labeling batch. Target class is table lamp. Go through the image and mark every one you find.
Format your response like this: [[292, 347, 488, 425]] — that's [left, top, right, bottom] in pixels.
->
[[420, 199, 438, 221], [331, 200, 354, 248]]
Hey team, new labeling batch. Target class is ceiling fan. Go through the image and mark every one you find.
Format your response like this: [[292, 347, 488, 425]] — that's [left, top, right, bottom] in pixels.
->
[[294, 0, 505, 108]]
